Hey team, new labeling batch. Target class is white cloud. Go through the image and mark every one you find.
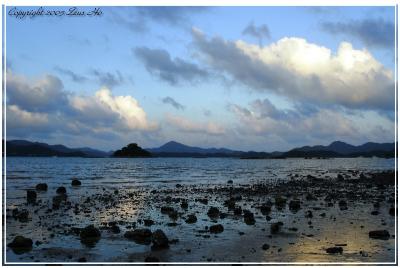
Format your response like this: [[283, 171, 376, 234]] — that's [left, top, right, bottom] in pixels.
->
[[192, 29, 394, 111], [6, 73, 158, 145]]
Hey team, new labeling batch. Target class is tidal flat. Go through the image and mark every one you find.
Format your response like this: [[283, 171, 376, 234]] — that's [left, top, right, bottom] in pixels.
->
[[5, 157, 396, 263]]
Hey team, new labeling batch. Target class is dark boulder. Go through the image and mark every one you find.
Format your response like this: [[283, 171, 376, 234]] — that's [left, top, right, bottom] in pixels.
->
[[270, 222, 281, 234], [326, 247, 343, 254], [261, 243, 270, 250], [56, 187, 66, 195], [289, 200, 301, 211], [71, 179, 81, 186], [12, 209, 29, 222], [80, 225, 101, 247], [369, 230, 390, 240], [185, 214, 197, 224], [338, 200, 348, 210], [52, 194, 67, 209], [259, 203, 272, 215], [209, 224, 224, 234], [151, 229, 169, 250], [35, 183, 48, 191], [207, 207, 220, 218], [144, 219, 154, 227], [26, 190, 36, 204], [181, 201, 188, 209], [7, 236, 33, 254], [124, 229, 152, 245], [243, 210, 256, 225]]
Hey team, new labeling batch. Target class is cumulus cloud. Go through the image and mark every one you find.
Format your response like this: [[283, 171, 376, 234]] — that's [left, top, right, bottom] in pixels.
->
[[242, 21, 270, 46], [6, 72, 158, 143], [134, 46, 209, 85], [321, 18, 395, 49], [166, 114, 225, 135], [162, 97, 185, 110], [6, 72, 68, 112], [192, 28, 394, 112]]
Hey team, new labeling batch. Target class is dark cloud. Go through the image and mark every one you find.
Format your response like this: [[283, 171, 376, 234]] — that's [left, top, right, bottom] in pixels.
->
[[108, 7, 210, 33], [242, 22, 270, 46], [162, 97, 185, 110], [91, 69, 124, 88], [54, 66, 88, 83], [134, 46, 209, 85], [321, 18, 395, 49], [136, 7, 210, 25]]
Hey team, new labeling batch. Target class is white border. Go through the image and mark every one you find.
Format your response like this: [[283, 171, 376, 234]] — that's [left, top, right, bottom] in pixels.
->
[[1, 1, 398, 267]]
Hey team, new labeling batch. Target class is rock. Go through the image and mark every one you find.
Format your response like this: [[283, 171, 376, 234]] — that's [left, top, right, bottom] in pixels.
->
[[389, 207, 395, 216], [181, 201, 188, 209], [71, 179, 81, 186], [234, 206, 242, 216], [52, 194, 67, 209], [12, 209, 29, 222], [275, 196, 287, 209], [80, 225, 101, 247], [227, 180, 233, 184], [270, 222, 281, 234], [7, 236, 33, 254], [243, 210, 255, 225], [35, 183, 48, 191], [338, 200, 348, 210], [371, 211, 379, 216], [145, 256, 160, 262], [207, 207, 220, 218], [124, 229, 152, 245], [144, 219, 154, 227], [185, 214, 197, 224], [56, 187, 66, 195], [305, 210, 313, 218], [209, 224, 224, 234], [26, 190, 36, 204], [259, 203, 272, 215], [326, 247, 343, 254], [151, 229, 169, 250], [289, 200, 301, 211], [261, 243, 270, 250], [111, 225, 120, 234], [337, 174, 344, 181], [224, 199, 236, 210], [369, 230, 390, 240]]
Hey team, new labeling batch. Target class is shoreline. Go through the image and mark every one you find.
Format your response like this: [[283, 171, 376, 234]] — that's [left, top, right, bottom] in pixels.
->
[[5, 169, 396, 263]]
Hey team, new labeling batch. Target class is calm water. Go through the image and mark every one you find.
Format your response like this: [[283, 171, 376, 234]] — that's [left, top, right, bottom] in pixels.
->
[[6, 157, 395, 203], [5, 157, 396, 263]]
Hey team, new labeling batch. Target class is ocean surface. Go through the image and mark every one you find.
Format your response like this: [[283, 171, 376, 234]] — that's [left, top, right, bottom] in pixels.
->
[[5, 157, 396, 263], [6, 157, 395, 203]]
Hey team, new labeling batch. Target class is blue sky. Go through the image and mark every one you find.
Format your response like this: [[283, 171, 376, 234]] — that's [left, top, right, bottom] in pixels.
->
[[5, 6, 396, 151]]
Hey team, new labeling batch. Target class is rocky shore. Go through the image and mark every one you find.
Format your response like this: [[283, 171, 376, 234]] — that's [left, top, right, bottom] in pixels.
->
[[6, 170, 396, 263]]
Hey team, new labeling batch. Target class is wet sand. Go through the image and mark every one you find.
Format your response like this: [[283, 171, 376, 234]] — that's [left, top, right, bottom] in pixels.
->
[[5, 169, 396, 263]]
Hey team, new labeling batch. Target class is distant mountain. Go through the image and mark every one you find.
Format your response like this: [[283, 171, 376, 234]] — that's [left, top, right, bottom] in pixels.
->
[[284, 141, 395, 158], [147, 141, 237, 155], [6, 140, 110, 157], [5, 139, 395, 158], [113, 143, 151, 158]]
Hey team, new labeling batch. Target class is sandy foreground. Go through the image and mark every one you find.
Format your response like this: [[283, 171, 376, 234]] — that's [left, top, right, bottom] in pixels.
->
[[5, 169, 396, 263]]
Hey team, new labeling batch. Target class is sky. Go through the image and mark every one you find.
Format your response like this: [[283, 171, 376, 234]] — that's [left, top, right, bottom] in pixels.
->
[[5, 6, 396, 151]]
